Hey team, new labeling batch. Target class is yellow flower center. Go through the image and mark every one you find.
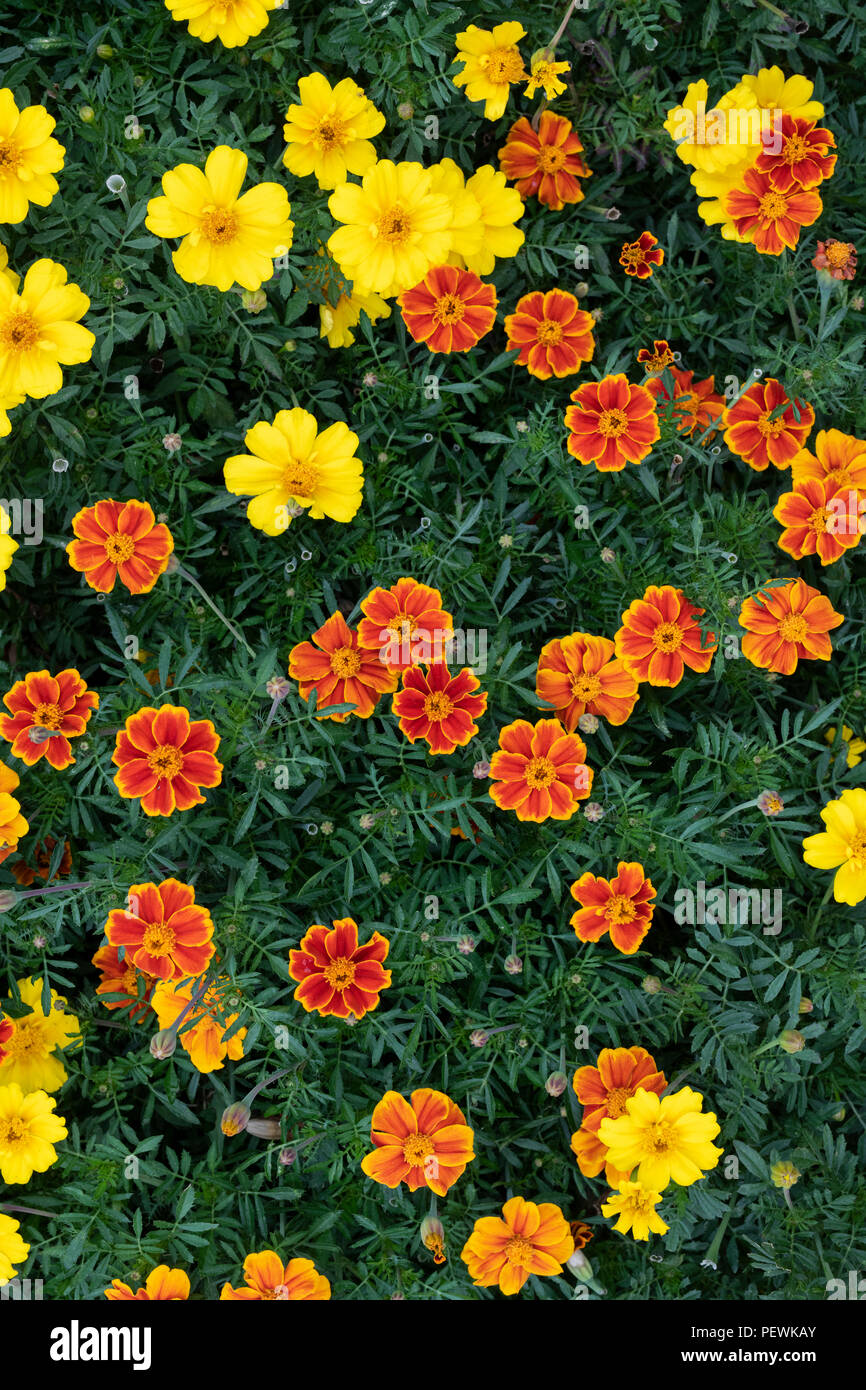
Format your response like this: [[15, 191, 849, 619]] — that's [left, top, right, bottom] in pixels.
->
[[605, 1085, 632, 1118], [778, 612, 808, 642], [2, 1018, 44, 1059], [480, 46, 525, 85], [375, 205, 412, 245], [809, 506, 829, 534], [200, 207, 239, 244], [757, 411, 786, 437], [597, 407, 629, 438], [433, 293, 465, 326], [620, 244, 644, 269], [572, 673, 601, 703], [142, 921, 176, 955], [1, 309, 39, 353], [645, 1120, 676, 1153], [504, 1235, 535, 1267], [846, 829, 866, 868], [603, 893, 637, 926], [330, 645, 361, 678], [423, 691, 454, 721], [758, 190, 787, 219], [33, 702, 63, 728], [323, 956, 356, 989], [826, 242, 852, 268], [651, 621, 683, 653], [105, 532, 136, 563], [536, 318, 564, 346], [0, 1115, 26, 1145], [147, 744, 184, 779], [314, 117, 347, 151], [537, 144, 566, 173], [525, 755, 557, 789], [402, 1131, 434, 1166], [282, 460, 318, 497], [0, 140, 22, 172], [782, 134, 810, 162]]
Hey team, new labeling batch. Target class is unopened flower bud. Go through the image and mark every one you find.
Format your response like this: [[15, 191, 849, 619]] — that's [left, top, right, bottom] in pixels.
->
[[96, 43, 113, 58], [504, 953, 523, 975], [150, 1028, 176, 1059], [642, 975, 661, 994], [567, 1248, 593, 1280], [457, 935, 476, 955], [247, 1117, 282, 1139], [0, 890, 17, 913], [600, 547, 616, 564], [397, 101, 414, 120], [279, 1146, 297, 1165], [545, 1071, 567, 1097], [79, 105, 95, 123], [473, 760, 490, 778], [28, 726, 56, 744], [779, 1030, 805, 1053], [266, 676, 291, 700], [469, 1028, 489, 1047], [241, 288, 267, 314], [575, 281, 589, 297], [583, 801, 604, 822], [221, 1102, 250, 1137], [420, 1215, 446, 1264]]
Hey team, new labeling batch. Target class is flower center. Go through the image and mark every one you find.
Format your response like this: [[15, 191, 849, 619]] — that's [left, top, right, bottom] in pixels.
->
[[778, 612, 808, 642], [782, 134, 810, 162], [142, 921, 176, 955], [423, 691, 454, 721], [0, 1115, 26, 1145], [504, 1235, 534, 1267], [525, 755, 557, 789], [597, 408, 629, 438], [826, 242, 852, 268], [646, 1120, 675, 1153], [147, 744, 184, 779], [572, 673, 601, 702], [0, 140, 22, 172], [603, 893, 637, 926], [323, 956, 356, 989], [1, 309, 39, 352], [537, 144, 566, 173], [330, 645, 361, 678], [536, 318, 564, 346], [651, 621, 684, 653], [375, 205, 412, 245], [32, 702, 63, 728], [200, 207, 239, 244], [3, 1018, 42, 1059], [758, 190, 788, 219], [847, 830, 866, 868], [809, 506, 829, 534], [281, 460, 318, 497], [481, 46, 525, 85], [620, 244, 644, 269], [402, 1131, 434, 1166], [315, 117, 347, 150], [433, 293, 465, 326], [757, 411, 786, 437], [605, 1085, 633, 1118], [105, 532, 136, 563]]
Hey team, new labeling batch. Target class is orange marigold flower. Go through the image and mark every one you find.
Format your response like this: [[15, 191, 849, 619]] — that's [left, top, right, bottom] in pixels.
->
[[812, 238, 857, 280], [636, 340, 674, 373], [66, 499, 174, 595], [105, 1266, 190, 1300], [361, 1087, 475, 1196], [504, 288, 595, 380], [357, 577, 454, 674], [614, 585, 717, 687], [91, 943, 156, 1022], [397, 264, 497, 353], [569, 862, 657, 955], [488, 717, 593, 823], [570, 1124, 631, 1184], [646, 366, 725, 439], [754, 114, 836, 193], [220, 1252, 330, 1301], [723, 378, 815, 471], [564, 373, 660, 472], [725, 167, 822, 255], [773, 476, 863, 566], [498, 111, 591, 210], [0, 669, 98, 770], [572, 1045, 667, 1132], [791, 427, 866, 491], [151, 974, 246, 1074], [10, 836, 71, 887], [289, 916, 391, 1019], [569, 1220, 594, 1250], [536, 632, 639, 731], [105, 878, 215, 983], [112, 704, 222, 816], [619, 231, 664, 279], [738, 577, 844, 676], [460, 1196, 574, 1295], [289, 609, 398, 719], [392, 662, 487, 754], [0, 1015, 13, 1066]]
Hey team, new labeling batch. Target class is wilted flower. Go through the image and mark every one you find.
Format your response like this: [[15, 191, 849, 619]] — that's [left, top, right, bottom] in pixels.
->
[[600, 547, 616, 563], [162, 433, 182, 453], [578, 713, 599, 735], [469, 1028, 489, 1047], [499, 534, 513, 548], [545, 1071, 567, 1097], [420, 1215, 446, 1265], [504, 953, 523, 975], [473, 760, 491, 778], [457, 935, 476, 955], [798, 998, 813, 1014], [770, 1160, 800, 1189], [642, 975, 661, 994], [757, 789, 785, 816], [583, 801, 604, 822], [266, 676, 291, 701]]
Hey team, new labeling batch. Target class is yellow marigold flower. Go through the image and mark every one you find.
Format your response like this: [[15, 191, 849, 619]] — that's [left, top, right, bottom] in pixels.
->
[[224, 406, 364, 535], [0, 977, 80, 1094], [283, 73, 385, 190], [451, 165, 525, 276], [664, 79, 762, 175], [320, 288, 390, 349], [598, 1086, 723, 1190], [453, 22, 527, 121], [151, 975, 246, 1074], [0, 1212, 29, 1284], [736, 66, 824, 121], [525, 51, 570, 101], [601, 1180, 668, 1240], [770, 1160, 800, 1189], [429, 158, 486, 267], [0, 259, 94, 400], [327, 159, 452, 298], [0, 89, 65, 225], [0, 505, 18, 587], [825, 725, 866, 769], [0, 761, 27, 860], [0, 1082, 67, 1184], [164, 0, 279, 48], [802, 787, 866, 905], [146, 145, 293, 293]]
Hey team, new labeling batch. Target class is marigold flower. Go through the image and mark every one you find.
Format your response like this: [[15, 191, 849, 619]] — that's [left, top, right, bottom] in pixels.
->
[[619, 231, 664, 279], [10, 836, 71, 887], [791, 428, 866, 492], [725, 166, 822, 255], [524, 52, 570, 101], [0, 1082, 67, 1183], [106, 879, 215, 983], [0, 762, 27, 859], [536, 632, 639, 731], [451, 164, 525, 275], [812, 238, 856, 280], [0, 1211, 29, 1284], [112, 706, 218, 820], [319, 286, 391, 348], [663, 79, 759, 175], [723, 378, 814, 470], [220, 1252, 330, 1300], [289, 917, 391, 1019], [504, 288, 594, 380], [570, 863, 657, 955], [598, 1086, 723, 1189], [358, 577, 454, 673], [398, 265, 497, 354], [573, 1046, 668, 1133], [0, 89, 65, 224], [0, 259, 94, 400], [637, 340, 674, 373], [164, 0, 279, 47], [327, 160, 452, 298], [773, 476, 862, 565], [151, 975, 246, 1074], [91, 943, 156, 1022], [283, 73, 385, 189], [646, 366, 725, 439], [569, 1220, 593, 1250], [825, 725, 866, 769], [66, 498, 174, 595], [0, 976, 79, 1094], [738, 66, 825, 122], [564, 374, 660, 472], [0, 668, 97, 770], [421, 1215, 447, 1265], [361, 1087, 475, 1196], [770, 1160, 800, 1189], [753, 113, 836, 192], [393, 663, 487, 755], [146, 146, 293, 292], [802, 787, 866, 906], [105, 1266, 190, 1300], [498, 112, 591, 210], [224, 407, 363, 534], [452, 22, 527, 121], [489, 718, 593, 823], [615, 585, 716, 687], [757, 789, 785, 816], [460, 1196, 573, 1295], [289, 610, 397, 721], [601, 1181, 668, 1240], [738, 578, 843, 675]]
